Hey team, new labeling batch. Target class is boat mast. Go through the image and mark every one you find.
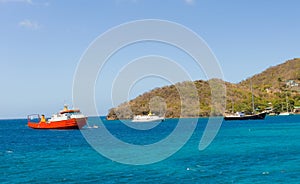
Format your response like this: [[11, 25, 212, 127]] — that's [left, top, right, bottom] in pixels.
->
[[286, 91, 289, 113], [231, 99, 234, 113], [250, 80, 255, 114]]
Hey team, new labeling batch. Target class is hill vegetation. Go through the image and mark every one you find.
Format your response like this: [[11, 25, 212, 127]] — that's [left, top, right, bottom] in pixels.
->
[[107, 58, 300, 120]]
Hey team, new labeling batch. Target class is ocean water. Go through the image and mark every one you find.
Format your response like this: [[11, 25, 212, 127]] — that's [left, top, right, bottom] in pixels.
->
[[1, 115, 300, 183]]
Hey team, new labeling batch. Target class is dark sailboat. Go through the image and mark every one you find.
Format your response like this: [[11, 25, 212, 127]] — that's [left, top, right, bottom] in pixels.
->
[[223, 111, 266, 120], [224, 80, 266, 121]]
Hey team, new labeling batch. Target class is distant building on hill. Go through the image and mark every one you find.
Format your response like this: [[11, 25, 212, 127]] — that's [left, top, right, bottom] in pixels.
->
[[286, 80, 299, 87]]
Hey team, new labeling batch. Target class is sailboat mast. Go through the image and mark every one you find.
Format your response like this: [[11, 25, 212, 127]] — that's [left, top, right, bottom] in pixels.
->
[[286, 91, 289, 113], [231, 98, 234, 113], [250, 80, 255, 114]]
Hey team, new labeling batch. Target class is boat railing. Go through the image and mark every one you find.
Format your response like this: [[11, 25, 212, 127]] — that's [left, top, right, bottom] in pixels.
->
[[27, 114, 40, 123]]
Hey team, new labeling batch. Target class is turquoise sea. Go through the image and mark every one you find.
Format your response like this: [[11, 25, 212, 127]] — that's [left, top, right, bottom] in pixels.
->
[[1, 115, 300, 183]]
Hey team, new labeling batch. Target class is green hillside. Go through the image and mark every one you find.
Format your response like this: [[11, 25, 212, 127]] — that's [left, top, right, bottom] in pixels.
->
[[107, 58, 300, 120]]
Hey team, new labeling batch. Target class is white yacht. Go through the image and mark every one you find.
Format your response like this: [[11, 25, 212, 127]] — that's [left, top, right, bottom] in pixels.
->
[[132, 112, 165, 122]]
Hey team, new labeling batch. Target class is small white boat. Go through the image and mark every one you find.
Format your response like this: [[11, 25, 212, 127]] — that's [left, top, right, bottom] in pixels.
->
[[278, 112, 292, 116], [278, 93, 293, 116], [132, 112, 165, 122]]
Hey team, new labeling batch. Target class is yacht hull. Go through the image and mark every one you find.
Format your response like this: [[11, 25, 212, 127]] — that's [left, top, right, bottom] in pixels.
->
[[224, 112, 267, 121]]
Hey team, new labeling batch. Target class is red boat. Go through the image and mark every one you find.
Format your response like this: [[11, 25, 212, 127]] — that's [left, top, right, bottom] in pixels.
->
[[28, 105, 87, 129]]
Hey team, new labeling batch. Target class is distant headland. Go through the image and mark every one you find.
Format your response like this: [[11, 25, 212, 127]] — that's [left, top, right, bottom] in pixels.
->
[[107, 58, 300, 120]]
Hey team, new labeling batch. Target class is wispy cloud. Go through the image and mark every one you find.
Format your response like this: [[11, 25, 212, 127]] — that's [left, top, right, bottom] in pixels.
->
[[0, 0, 33, 4], [0, 0, 49, 6], [184, 0, 195, 5], [18, 19, 41, 30]]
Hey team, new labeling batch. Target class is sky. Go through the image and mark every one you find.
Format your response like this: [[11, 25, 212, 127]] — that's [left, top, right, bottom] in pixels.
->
[[0, 0, 299, 118]]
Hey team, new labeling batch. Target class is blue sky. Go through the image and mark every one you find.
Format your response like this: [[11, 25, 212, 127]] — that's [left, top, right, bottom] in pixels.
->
[[0, 0, 299, 118]]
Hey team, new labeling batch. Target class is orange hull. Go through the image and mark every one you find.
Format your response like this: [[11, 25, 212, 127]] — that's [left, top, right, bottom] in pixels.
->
[[28, 118, 87, 129]]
